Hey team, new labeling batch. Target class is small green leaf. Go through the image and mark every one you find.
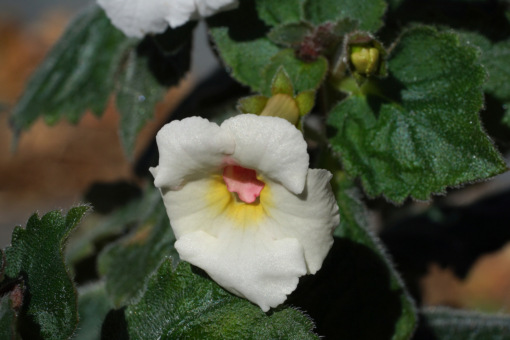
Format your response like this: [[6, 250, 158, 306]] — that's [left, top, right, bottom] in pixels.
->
[[66, 185, 162, 267], [295, 90, 316, 116], [116, 49, 167, 156], [455, 31, 510, 128], [262, 49, 328, 96], [74, 283, 113, 340], [328, 26, 507, 202], [2, 206, 90, 340], [11, 6, 133, 129], [237, 95, 269, 114], [268, 22, 313, 46], [304, 0, 387, 33], [102, 260, 319, 339], [423, 306, 510, 339], [208, 0, 281, 92], [271, 66, 295, 96], [97, 192, 177, 307], [255, 0, 305, 26], [0, 285, 21, 339]]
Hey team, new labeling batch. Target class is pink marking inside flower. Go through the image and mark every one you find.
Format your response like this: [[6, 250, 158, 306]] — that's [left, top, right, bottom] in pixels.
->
[[222, 165, 265, 203]]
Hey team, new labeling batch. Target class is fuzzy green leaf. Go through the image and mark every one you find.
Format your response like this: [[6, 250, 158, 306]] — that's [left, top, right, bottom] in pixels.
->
[[0, 290, 19, 340], [66, 185, 162, 267], [97, 190, 177, 308], [116, 49, 167, 156], [333, 173, 417, 340], [262, 49, 328, 96], [424, 307, 510, 339], [208, 0, 281, 92], [304, 0, 387, 33], [268, 22, 313, 47], [455, 31, 510, 128], [2, 206, 90, 340], [328, 26, 507, 202], [74, 283, 113, 340], [255, 0, 305, 26], [102, 260, 318, 339], [11, 6, 132, 128]]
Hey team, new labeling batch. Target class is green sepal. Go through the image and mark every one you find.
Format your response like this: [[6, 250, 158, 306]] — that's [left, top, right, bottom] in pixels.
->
[[295, 90, 316, 116], [237, 95, 269, 114], [271, 66, 295, 96], [261, 49, 328, 96]]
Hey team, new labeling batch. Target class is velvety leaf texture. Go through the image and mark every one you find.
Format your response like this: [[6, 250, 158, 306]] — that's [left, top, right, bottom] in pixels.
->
[[208, 0, 281, 92], [2, 206, 90, 340], [111, 260, 318, 339], [11, 6, 132, 128], [455, 31, 510, 128], [424, 307, 510, 340], [303, 0, 387, 33], [262, 49, 328, 96], [116, 49, 167, 155], [75, 283, 113, 340], [0, 294, 17, 339], [97, 187, 178, 308], [333, 173, 416, 340], [328, 26, 507, 202], [66, 185, 162, 267], [255, 0, 305, 26]]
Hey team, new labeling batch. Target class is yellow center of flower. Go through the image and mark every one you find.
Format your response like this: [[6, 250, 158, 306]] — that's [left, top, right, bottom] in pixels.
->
[[204, 171, 272, 229]]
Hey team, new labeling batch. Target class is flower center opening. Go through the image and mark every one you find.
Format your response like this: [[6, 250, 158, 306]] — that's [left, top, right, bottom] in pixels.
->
[[222, 165, 265, 204]]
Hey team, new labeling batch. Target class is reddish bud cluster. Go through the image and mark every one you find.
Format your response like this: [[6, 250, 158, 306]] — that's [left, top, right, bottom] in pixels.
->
[[296, 23, 337, 62]]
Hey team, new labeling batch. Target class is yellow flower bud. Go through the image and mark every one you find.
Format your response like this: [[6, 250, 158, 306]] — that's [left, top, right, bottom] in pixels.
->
[[260, 93, 300, 125], [350, 46, 380, 75]]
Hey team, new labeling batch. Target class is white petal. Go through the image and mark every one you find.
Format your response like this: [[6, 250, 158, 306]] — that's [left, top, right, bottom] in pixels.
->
[[194, 0, 239, 17], [153, 117, 235, 190], [221, 115, 309, 195], [175, 229, 307, 311], [98, 0, 196, 38], [266, 169, 340, 274]]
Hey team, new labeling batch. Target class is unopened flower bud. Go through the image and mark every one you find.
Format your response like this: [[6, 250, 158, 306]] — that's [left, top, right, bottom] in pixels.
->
[[260, 93, 300, 126], [350, 45, 380, 75]]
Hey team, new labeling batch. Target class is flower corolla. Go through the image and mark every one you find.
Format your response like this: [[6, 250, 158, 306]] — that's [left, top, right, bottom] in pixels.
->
[[98, 0, 238, 38], [150, 114, 340, 311]]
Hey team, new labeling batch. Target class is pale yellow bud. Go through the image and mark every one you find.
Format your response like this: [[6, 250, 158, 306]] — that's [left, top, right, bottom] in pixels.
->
[[259, 93, 300, 125], [350, 46, 380, 75]]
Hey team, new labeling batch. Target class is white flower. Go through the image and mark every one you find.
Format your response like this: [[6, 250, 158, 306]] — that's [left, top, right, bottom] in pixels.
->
[[98, 0, 238, 38], [150, 114, 340, 311]]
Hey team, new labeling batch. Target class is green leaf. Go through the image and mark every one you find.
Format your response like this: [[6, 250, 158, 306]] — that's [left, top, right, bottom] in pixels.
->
[[208, 0, 281, 92], [268, 22, 313, 47], [11, 6, 132, 128], [455, 31, 510, 128], [2, 206, 90, 340], [255, 0, 305, 26], [262, 49, 328, 96], [74, 283, 113, 340], [328, 26, 507, 202], [103, 260, 318, 339], [303, 0, 387, 33], [116, 49, 167, 156], [66, 185, 162, 267], [97, 191, 177, 307], [423, 306, 510, 339], [333, 172, 417, 340], [0, 285, 21, 340]]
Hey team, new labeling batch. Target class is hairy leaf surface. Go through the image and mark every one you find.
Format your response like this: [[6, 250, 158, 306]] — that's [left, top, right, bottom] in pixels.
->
[[328, 26, 507, 202]]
